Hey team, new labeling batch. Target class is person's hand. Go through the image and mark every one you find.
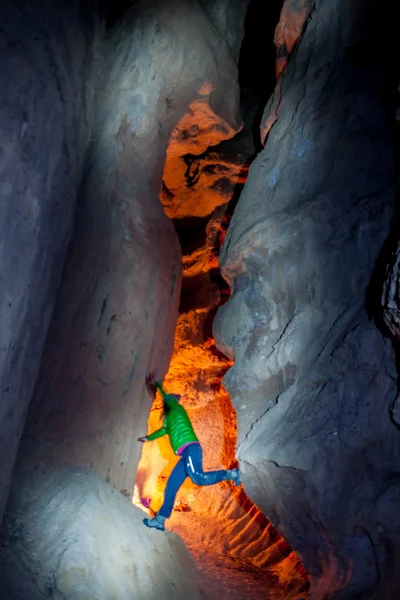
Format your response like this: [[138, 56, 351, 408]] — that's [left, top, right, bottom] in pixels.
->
[[146, 372, 157, 396], [138, 436, 147, 443]]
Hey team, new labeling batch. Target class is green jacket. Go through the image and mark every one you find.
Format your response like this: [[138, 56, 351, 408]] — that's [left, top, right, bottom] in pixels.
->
[[146, 382, 198, 454]]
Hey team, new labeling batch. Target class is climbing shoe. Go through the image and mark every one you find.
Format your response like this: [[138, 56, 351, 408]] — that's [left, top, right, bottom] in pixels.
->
[[228, 468, 241, 486], [143, 514, 166, 531]]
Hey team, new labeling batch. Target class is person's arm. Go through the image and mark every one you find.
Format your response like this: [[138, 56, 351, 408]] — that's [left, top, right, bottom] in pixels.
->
[[146, 424, 168, 441], [146, 373, 168, 398], [139, 374, 168, 442], [154, 380, 168, 398]]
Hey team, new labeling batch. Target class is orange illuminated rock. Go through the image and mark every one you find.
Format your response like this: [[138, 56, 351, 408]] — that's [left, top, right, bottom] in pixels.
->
[[274, 0, 313, 78], [137, 78, 308, 597], [162, 154, 247, 219], [260, 0, 313, 146]]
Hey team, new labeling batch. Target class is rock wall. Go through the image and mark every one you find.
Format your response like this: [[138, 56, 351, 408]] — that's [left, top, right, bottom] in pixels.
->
[[260, 0, 313, 143], [198, 0, 249, 61], [0, 0, 103, 519], [1, 2, 247, 596], [382, 243, 400, 428], [0, 467, 203, 600], [214, 0, 400, 598], [14, 0, 242, 504], [137, 127, 310, 597]]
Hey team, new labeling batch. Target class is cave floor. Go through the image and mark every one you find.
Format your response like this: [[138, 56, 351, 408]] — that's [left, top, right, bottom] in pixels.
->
[[186, 547, 287, 600], [168, 510, 305, 600], [0, 542, 288, 600], [0, 495, 306, 599]]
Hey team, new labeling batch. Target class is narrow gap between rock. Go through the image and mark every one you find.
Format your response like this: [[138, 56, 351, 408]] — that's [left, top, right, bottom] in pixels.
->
[[135, 2, 310, 597]]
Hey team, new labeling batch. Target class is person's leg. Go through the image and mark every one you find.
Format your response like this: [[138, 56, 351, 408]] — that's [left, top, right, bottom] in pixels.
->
[[158, 458, 188, 518], [183, 444, 240, 486], [143, 458, 187, 530]]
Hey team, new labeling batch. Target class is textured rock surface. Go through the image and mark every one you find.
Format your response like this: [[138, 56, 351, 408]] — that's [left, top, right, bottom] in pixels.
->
[[214, 0, 400, 597], [2, 2, 246, 597], [0, 0, 102, 519], [138, 131, 248, 504], [162, 86, 243, 220], [137, 128, 309, 598], [15, 0, 241, 512], [0, 467, 203, 600], [274, 0, 313, 77], [260, 0, 313, 144], [198, 0, 249, 61], [382, 243, 400, 427], [137, 134, 248, 513]]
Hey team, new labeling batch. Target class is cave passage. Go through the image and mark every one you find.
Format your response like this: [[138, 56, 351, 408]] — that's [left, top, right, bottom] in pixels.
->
[[136, 132, 310, 599], [134, 3, 309, 595], [1, 0, 400, 599]]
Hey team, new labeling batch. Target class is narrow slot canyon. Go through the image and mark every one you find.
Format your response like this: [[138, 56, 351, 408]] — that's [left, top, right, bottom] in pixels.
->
[[134, 78, 309, 597], [1, 1, 400, 599]]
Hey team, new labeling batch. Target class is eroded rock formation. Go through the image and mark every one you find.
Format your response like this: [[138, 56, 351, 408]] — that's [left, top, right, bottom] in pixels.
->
[[0, 0, 103, 519], [260, 0, 313, 144], [1, 0, 400, 598], [14, 0, 241, 499], [1, 1, 245, 597], [136, 117, 309, 597], [0, 468, 202, 600], [214, 0, 400, 598], [198, 0, 249, 61]]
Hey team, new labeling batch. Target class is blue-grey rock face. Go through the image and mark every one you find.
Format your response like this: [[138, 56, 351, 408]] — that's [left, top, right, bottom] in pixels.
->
[[15, 0, 240, 499], [198, 0, 249, 60], [0, 1, 243, 596], [0, 0, 242, 523], [214, 0, 400, 597], [0, 467, 202, 600], [0, 0, 103, 519]]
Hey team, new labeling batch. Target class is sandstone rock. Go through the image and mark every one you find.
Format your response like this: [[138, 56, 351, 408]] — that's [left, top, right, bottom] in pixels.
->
[[382, 244, 400, 427], [0, 0, 102, 520], [138, 119, 309, 597], [14, 0, 241, 512], [214, 0, 400, 597], [198, 0, 249, 61], [274, 0, 313, 78], [260, 0, 314, 145], [0, 467, 202, 600]]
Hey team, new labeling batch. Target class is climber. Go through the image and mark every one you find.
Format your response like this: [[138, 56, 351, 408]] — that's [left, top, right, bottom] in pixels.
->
[[138, 373, 241, 531]]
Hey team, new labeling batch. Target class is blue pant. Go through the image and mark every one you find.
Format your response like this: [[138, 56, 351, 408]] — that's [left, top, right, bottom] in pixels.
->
[[158, 443, 231, 518]]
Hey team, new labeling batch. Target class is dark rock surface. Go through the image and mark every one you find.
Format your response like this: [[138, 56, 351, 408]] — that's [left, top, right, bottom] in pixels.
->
[[0, 0, 103, 519], [382, 242, 400, 428], [260, 0, 313, 144], [198, 0, 249, 60], [214, 0, 400, 597]]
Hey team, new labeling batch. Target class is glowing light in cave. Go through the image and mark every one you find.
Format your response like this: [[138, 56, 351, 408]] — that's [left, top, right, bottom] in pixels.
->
[[134, 79, 309, 596], [132, 483, 150, 513], [135, 318, 236, 514]]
